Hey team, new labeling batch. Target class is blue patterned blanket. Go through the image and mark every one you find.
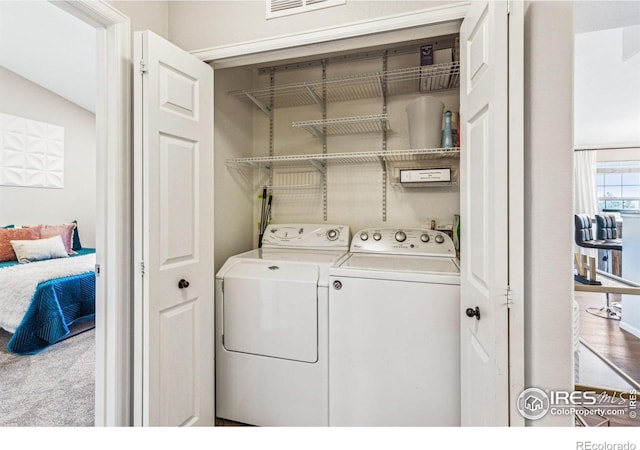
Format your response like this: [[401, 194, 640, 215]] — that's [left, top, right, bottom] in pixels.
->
[[7, 272, 96, 355]]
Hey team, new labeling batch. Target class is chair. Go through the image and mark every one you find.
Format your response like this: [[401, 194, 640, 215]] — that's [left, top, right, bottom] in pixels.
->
[[574, 214, 622, 251], [595, 214, 622, 248], [594, 214, 622, 276], [574, 214, 599, 249], [574, 214, 623, 320]]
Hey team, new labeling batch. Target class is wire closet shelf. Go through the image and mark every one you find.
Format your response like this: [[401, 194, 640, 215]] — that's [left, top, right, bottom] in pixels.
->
[[292, 114, 391, 138], [226, 147, 460, 172], [229, 62, 461, 111]]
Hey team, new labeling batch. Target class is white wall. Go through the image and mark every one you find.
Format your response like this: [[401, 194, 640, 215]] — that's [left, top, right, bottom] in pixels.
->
[[0, 66, 97, 247], [524, 1, 574, 426], [168, 0, 458, 51], [597, 147, 640, 163], [620, 213, 640, 338], [574, 1, 640, 148], [108, 1, 169, 38], [574, 26, 640, 147], [213, 67, 256, 272]]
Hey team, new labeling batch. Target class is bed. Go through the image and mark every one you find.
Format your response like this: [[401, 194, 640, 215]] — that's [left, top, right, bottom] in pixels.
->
[[0, 223, 96, 355]]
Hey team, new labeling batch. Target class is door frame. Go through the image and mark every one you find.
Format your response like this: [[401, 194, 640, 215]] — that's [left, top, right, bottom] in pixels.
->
[[507, 0, 525, 426], [53, 0, 132, 427]]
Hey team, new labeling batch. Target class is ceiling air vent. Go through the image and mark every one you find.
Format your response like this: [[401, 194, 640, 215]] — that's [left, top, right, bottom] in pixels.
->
[[266, 0, 346, 19]]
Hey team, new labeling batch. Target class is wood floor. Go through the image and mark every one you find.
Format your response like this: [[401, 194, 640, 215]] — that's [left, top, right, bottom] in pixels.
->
[[215, 417, 249, 426], [575, 291, 640, 384], [574, 291, 640, 427]]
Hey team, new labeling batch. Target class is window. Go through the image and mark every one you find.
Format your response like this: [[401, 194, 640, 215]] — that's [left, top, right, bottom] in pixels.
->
[[597, 161, 640, 211]]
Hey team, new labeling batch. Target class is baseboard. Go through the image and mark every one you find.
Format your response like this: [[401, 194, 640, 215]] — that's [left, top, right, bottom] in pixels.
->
[[579, 338, 640, 391], [619, 320, 640, 339]]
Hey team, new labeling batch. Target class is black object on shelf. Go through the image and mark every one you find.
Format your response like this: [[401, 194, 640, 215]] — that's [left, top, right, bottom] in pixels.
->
[[574, 274, 602, 286]]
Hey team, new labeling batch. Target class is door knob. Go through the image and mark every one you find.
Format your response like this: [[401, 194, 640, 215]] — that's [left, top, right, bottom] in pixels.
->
[[465, 306, 480, 320], [333, 280, 342, 290], [178, 279, 190, 289]]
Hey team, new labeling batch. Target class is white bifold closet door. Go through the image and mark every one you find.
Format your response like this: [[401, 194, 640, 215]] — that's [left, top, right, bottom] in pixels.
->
[[133, 30, 215, 427], [459, 0, 521, 426]]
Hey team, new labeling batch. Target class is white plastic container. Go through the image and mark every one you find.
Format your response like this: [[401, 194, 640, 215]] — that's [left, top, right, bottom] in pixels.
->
[[406, 96, 444, 149]]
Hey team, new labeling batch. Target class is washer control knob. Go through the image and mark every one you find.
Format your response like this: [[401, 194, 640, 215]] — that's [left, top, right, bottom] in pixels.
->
[[435, 234, 445, 244], [360, 232, 369, 241], [420, 234, 430, 243], [394, 231, 407, 243], [327, 229, 339, 241], [373, 232, 382, 241]]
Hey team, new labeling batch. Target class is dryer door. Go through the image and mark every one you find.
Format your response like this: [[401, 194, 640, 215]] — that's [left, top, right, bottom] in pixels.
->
[[223, 261, 319, 362]]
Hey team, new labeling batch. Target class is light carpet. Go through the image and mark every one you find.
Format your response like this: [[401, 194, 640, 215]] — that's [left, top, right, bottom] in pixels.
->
[[0, 327, 94, 427]]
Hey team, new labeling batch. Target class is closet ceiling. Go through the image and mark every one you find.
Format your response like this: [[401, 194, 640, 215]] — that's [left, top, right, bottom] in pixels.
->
[[0, 1, 96, 113]]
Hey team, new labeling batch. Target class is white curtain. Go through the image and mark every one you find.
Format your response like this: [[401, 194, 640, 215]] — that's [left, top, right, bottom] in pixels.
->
[[574, 150, 599, 259]]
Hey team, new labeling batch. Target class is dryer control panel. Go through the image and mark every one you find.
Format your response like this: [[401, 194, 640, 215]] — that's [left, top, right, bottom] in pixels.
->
[[350, 227, 455, 257], [262, 224, 350, 249]]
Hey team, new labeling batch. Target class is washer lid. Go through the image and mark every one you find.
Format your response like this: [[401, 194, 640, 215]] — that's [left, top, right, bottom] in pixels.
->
[[257, 248, 348, 264], [216, 248, 348, 286], [340, 253, 460, 275], [223, 260, 319, 363], [224, 259, 320, 283]]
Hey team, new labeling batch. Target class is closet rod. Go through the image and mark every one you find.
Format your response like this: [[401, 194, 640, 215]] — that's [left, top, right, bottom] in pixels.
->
[[574, 145, 640, 152]]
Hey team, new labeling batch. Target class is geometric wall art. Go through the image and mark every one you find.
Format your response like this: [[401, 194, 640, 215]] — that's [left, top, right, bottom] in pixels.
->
[[0, 112, 65, 188]]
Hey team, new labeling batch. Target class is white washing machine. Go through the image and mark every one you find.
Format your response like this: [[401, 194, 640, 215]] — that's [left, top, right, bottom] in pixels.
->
[[215, 223, 350, 426], [328, 227, 460, 426]]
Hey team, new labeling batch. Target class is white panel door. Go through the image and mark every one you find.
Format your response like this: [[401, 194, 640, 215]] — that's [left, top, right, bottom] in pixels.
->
[[459, 1, 510, 426], [134, 30, 214, 426]]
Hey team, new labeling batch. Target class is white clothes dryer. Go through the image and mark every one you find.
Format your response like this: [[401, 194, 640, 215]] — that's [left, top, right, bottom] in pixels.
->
[[328, 227, 460, 426], [215, 224, 350, 426]]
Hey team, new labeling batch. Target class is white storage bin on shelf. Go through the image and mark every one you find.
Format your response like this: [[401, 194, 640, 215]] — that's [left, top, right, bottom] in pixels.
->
[[406, 96, 445, 149]]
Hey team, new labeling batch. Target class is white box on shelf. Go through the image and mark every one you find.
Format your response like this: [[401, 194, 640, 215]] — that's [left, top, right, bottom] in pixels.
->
[[400, 168, 451, 183]]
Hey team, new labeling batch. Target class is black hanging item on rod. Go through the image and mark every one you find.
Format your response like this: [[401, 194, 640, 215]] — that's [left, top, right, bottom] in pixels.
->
[[258, 186, 267, 248], [258, 186, 272, 248], [265, 194, 272, 229]]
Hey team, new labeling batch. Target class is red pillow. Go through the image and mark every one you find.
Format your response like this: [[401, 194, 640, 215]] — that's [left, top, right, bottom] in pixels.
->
[[0, 227, 41, 262], [37, 224, 77, 255]]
